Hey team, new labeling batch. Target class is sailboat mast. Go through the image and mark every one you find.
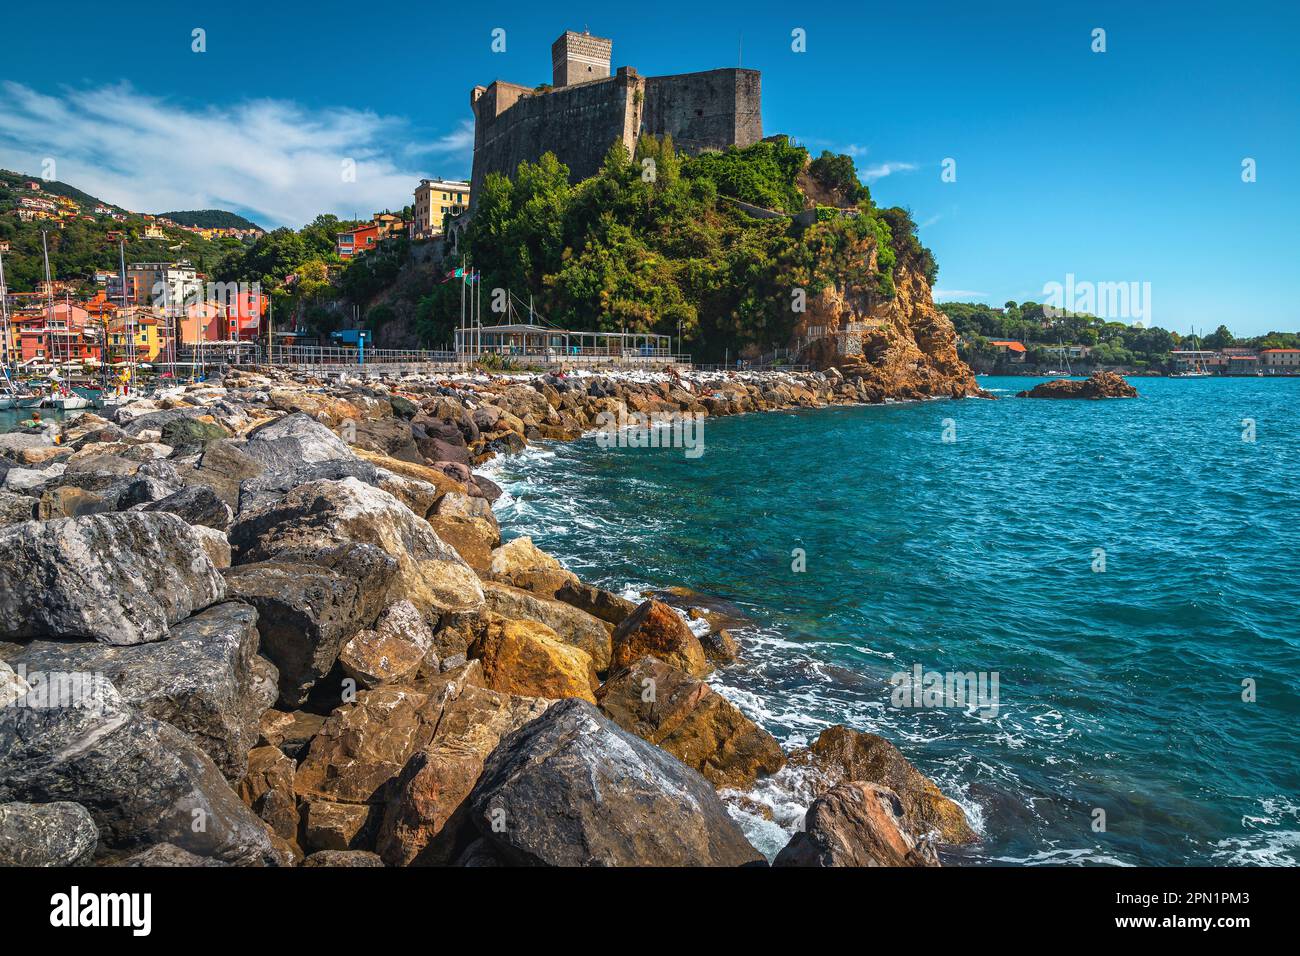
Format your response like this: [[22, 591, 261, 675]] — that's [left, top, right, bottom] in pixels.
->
[[41, 231, 58, 374], [0, 249, 13, 393]]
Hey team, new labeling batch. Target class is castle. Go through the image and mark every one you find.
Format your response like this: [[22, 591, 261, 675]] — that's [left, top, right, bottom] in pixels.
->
[[468, 31, 763, 208]]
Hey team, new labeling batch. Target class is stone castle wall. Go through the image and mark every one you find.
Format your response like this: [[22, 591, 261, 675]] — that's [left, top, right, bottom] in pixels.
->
[[469, 64, 763, 209]]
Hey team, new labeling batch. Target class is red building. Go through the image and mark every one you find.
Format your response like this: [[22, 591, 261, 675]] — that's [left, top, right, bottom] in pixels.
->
[[336, 224, 380, 260]]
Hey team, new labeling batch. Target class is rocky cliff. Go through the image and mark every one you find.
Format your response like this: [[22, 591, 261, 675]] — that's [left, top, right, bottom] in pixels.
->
[[796, 240, 982, 401]]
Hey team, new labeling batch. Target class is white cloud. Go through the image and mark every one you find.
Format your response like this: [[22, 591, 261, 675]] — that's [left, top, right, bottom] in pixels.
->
[[858, 161, 918, 183], [0, 81, 470, 228]]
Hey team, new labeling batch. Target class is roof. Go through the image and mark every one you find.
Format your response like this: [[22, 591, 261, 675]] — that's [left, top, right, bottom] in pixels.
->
[[990, 340, 1026, 352], [1260, 348, 1300, 353]]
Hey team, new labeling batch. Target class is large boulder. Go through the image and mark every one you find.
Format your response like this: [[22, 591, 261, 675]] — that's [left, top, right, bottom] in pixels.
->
[[482, 582, 611, 671], [0, 491, 38, 529], [139, 483, 233, 530], [236, 459, 380, 514], [427, 514, 499, 574], [468, 698, 765, 866], [223, 544, 398, 707], [0, 801, 99, 866], [338, 600, 435, 689], [0, 676, 284, 865], [6, 602, 271, 781], [610, 599, 709, 677], [0, 513, 226, 646], [597, 656, 784, 789], [229, 478, 484, 620], [376, 684, 549, 866], [487, 536, 579, 597], [789, 726, 975, 844], [294, 681, 458, 852], [182, 439, 264, 511], [236, 746, 301, 856], [470, 617, 598, 703], [773, 782, 939, 867], [555, 580, 637, 627], [242, 412, 356, 471]]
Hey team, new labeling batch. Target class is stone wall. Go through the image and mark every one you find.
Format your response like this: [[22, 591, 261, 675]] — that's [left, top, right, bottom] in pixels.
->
[[469, 66, 763, 209], [641, 69, 763, 154]]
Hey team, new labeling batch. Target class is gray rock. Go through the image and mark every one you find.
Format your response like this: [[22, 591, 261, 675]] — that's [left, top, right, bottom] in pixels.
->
[[139, 483, 233, 530], [113, 843, 231, 866], [224, 544, 398, 706], [2, 462, 66, 493], [0, 660, 29, 708], [301, 850, 385, 867], [7, 602, 270, 780], [184, 439, 265, 511], [0, 801, 99, 866], [0, 491, 37, 529], [469, 698, 765, 867], [0, 676, 284, 865], [243, 412, 355, 473], [236, 459, 379, 514], [0, 513, 226, 646], [0, 432, 53, 456]]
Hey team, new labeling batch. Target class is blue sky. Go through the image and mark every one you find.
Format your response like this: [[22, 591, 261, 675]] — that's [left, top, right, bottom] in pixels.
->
[[0, 0, 1295, 334]]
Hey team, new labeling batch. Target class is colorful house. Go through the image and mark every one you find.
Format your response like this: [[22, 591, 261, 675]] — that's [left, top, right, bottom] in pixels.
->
[[336, 224, 381, 260]]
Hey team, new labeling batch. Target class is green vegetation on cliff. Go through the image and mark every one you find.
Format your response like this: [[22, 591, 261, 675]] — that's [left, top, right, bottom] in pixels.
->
[[157, 209, 263, 230], [413, 136, 935, 361]]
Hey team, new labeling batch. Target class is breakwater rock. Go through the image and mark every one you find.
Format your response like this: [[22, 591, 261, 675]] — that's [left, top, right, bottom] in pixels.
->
[[0, 366, 976, 866]]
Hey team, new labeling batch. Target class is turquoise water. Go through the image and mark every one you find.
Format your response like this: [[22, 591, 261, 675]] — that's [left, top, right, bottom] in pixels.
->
[[488, 376, 1300, 865]]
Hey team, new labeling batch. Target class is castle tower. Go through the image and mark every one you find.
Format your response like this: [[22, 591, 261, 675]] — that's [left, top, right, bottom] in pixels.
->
[[551, 30, 612, 87]]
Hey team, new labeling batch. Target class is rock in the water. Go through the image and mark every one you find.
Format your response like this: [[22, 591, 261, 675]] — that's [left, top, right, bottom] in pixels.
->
[[6, 601, 269, 780], [468, 698, 765, 866], [700, 628, 740, 664], [597, 656, 784, 788], [610, 599, 709, 678], [0, 513, 226, 646], [224, 544, 398, 707], [229, 477, 483, 620], [140, 483, 233, 530], [0, 801, 99, 866], [470, 617, 598, 703], [773, 782, 939, 867], [482, 582, 611, 671], [1016, 370, 1138, 399], [789, 725, 975, 844], [0, 676, 284, 865], [339, 599, 435, 689]]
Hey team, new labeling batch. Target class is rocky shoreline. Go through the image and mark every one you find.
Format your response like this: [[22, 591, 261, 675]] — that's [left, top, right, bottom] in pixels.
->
[[0, 366, 978, 867]]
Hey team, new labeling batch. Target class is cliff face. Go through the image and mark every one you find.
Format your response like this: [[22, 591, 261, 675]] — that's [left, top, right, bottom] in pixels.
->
[[794, 238, 982, 400]]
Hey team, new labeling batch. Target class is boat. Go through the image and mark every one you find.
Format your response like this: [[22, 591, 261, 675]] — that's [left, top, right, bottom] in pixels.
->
[[1172, 328, 1214, 377], [44, 392, 91, 411]]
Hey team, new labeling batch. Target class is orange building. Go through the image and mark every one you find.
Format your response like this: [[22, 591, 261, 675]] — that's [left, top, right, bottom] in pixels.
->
[[336, 224, 381, 260]]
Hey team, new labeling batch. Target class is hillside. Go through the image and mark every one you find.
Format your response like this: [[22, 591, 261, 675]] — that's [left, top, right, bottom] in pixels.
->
[[388, 134, 975, 396], [158, 209, 263, 230], [0, 169, 249, 292]]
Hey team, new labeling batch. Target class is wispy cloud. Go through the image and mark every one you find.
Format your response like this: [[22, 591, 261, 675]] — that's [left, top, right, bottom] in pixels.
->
[[932, 289, 989, 301], [0, 82, 468, 228], [858, 161, 918, 183]]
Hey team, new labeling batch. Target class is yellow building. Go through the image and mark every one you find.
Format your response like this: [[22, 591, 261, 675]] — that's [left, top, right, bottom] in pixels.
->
[[413, 179, 470, 239], [106, 312, 164, 362]]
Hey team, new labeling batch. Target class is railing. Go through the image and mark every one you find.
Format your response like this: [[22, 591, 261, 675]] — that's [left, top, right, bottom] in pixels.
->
[[174, 343, 693, 372]]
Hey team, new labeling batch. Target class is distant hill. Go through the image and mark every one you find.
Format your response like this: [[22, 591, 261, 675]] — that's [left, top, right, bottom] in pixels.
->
[[0, 168, 251, 293], [158, 209, 263, 231]]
